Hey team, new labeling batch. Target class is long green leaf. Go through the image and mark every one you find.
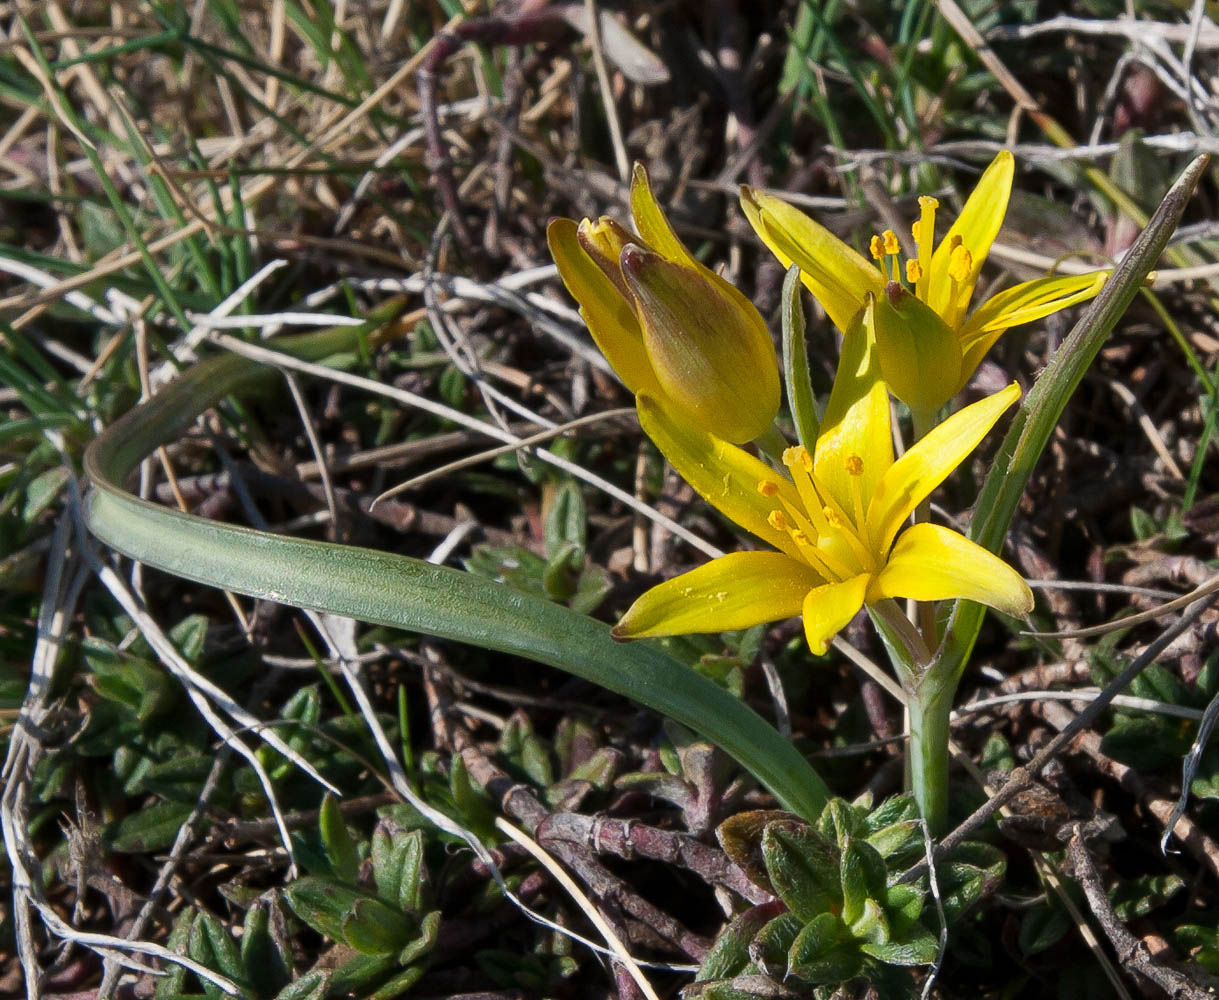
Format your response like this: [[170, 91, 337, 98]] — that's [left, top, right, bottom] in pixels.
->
[[83, 302, 831, 821]]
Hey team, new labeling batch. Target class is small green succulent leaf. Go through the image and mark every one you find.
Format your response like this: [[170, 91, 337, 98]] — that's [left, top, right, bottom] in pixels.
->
[[499, 711, 555, 787], [936, 841, 1006, 924], [449, 753, 498, 839], [847, 897, 890, 946], [395, 829, 429, 915], [566, 746, 623, 788], [1018, 902, 1072, 956], [240, 898, 291, 997], [272, 970, 328, 1000], [188, 912, 247, 999], [319, 794, 361, 885], [817, 798, 862, 849], [696, 900, 788, 982], [167, 613, 209, 663], [840, 839, 888, 925], [864, 820, 922, 863], [368, 964, 426, 1000], [860, 925, 939, 966], [104, 800, 194, 853], [555, 716, 598, 776], [762, 821, 842, 922], [154, 910, 194, 1000], [1110, 872, 1184, 921], [397, 908, 441, 965], [787, 913, 862, 985], [883, 883, 925, 926], [325, 953, 398, 995], [283, 877, 410, 953], [342, 897, 417, 955], [749, 911, 804, 979]]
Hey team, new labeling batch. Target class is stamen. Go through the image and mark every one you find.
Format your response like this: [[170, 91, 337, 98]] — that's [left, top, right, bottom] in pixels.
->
[[914, 196, 937, 301], [790, 531, 840, 582], [948, 244, 973, 283], [807, 466, 877, 573], [757, 479, 779, 497], [782, 446, 828, 536], [844, 455, 867, 528], [783, 446, 815, 473], [882, 230, 900, 256], [869, 235, 884, 261], [905, 259, 923, 284], [780, 502, 850, 581], [768, 509, 789, 532]]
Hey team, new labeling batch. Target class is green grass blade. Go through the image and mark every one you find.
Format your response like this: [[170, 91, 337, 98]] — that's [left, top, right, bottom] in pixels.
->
[[83, 304, 832, 822], [781, 265, 819, 449]]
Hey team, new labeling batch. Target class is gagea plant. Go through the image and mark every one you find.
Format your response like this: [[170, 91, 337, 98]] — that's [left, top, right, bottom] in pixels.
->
[[550, 157, 1064, 834]]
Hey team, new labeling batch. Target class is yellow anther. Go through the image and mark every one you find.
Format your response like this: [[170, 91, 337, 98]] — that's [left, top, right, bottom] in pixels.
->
[[905, 259, 923, 284], [768, 510, 789, 532], [948, 244, 973, 282], [757, 479, 779, 497], [791, 530, 811, 546], [869, 234, 884, 260], [782, 445, 813, 472], [822, 505, 842, 527], [882, 230, 900, 255], [910, 220, 921, 245], [845, 455, 864, 477]]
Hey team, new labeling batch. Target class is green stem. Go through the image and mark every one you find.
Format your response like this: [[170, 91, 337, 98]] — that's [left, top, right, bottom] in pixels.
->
[[908, 680, 953, 834], [909, 407, 940, 649]]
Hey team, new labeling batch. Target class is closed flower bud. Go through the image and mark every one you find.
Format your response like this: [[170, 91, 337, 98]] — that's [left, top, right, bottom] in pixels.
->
[[549, 163, 780, 444], [620, 243, 780, 444]]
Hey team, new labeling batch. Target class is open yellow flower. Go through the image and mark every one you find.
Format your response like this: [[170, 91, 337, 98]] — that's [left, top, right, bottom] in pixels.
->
[[548, 164, 780, 444], [740, 151, 1109, 415], [612, 302, 1033, 655]]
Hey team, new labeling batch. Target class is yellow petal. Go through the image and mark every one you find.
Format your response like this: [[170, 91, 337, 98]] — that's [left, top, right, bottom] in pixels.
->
[[622, 245, 780, 444], [955, 271, 1109, 390], [802, 573, 870, 655], [629, 163, 698, 269], [637, 394, 804, 560], [613, 551, 820, 638], [873, 282, 963, 415], [548, 218, 659, 397], [866, 382, 1020, 556], [871, 523, 1033, 616], [813, 299, 894, 510], [927, 151, 1014, 329], [740, 186, 883, 333]]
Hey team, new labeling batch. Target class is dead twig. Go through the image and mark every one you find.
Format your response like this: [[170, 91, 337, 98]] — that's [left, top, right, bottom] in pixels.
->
[[1066, 827, 1218, 1000]]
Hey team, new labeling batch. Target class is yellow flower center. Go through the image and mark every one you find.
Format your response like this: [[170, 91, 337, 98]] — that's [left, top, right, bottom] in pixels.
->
[[755, 448, 879, 582], [866, 195, 975, 311]]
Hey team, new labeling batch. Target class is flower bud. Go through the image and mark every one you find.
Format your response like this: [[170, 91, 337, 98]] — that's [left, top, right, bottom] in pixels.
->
[[620, 243, 780, 444], [871, 282, 963, 417], [576, 216, 635, 301]]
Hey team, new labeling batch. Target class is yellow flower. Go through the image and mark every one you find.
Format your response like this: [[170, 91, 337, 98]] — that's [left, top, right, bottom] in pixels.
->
[[548, 164, 780, 444], [740, 151, 1109, 415], [612, 302, 1033, 655]]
